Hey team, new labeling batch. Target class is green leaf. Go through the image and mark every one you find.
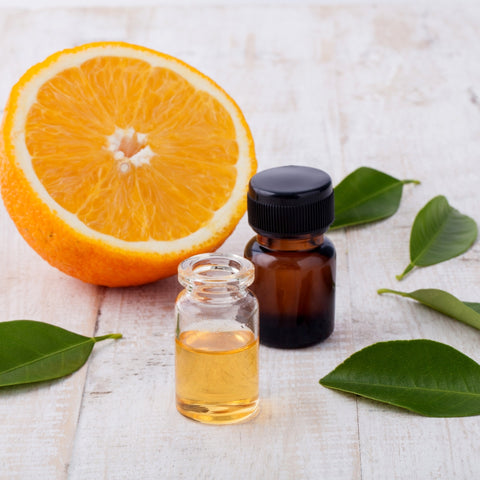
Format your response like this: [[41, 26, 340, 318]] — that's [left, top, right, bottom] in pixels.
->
[[465, 303, 480, 315], [397, 195, 478, 280], [320, 340, 480, 417], [0, 320, 122, 388], [331, 167, 420, 230], [378, 288, 480, 330]]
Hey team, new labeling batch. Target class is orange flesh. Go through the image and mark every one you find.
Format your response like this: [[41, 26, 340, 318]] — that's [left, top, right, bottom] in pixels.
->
[[25, 56, 238, 242]]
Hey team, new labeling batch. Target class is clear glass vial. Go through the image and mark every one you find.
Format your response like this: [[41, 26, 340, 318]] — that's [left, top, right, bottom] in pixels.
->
[[175, 253, 259, 424], [245, 165, 336, 349]]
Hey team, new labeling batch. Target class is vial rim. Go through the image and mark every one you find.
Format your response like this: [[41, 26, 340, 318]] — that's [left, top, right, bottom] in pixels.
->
[[178, 252, 255, 289]]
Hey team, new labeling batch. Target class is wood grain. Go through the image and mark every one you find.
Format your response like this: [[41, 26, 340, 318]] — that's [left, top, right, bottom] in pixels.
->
[[0, 4, 479, 479]]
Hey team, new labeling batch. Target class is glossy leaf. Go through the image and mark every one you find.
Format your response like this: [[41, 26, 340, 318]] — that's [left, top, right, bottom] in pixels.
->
[[331, 167, 420, 230], [378, 288, 480, 330], [0, 320, 122, 388], [397, 195, 478, 280], [320, 340, 480, 417]]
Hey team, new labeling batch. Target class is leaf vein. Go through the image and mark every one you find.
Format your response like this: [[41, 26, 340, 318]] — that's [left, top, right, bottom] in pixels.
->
[[410, 209, 452, 265], [335, 181, 401, 215], [327, 381, 480, 397], [0, 339, 93, 378]]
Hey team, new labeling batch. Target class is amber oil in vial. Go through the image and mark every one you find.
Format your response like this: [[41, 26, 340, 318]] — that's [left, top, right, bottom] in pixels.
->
[[175, 322, 259, 424]]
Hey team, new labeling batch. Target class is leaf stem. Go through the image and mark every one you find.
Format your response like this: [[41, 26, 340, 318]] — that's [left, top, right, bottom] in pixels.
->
[[93, 333, 123, 343], [396, 263, 415, 281], [402, 179, 421, 185], [377, 288, 408, 297]]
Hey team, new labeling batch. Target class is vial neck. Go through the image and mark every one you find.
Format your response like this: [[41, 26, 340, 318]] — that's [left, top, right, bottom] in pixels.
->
[[257, 233, 325, 251], [187, 284, 248, 303]]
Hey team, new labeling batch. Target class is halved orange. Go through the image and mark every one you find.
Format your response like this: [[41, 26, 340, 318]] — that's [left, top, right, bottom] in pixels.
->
[[0, 42, 256, 286]]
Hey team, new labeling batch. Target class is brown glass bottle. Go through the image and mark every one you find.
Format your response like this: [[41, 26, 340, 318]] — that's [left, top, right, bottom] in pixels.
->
[[244, 165, 336, 349]]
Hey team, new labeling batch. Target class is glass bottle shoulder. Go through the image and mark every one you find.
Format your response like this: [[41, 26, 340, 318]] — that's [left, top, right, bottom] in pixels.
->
[[245, 235, 335, 257]]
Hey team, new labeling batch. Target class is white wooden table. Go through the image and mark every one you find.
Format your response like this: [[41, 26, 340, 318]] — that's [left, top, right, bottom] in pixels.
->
[[1, 3, 479, 479]]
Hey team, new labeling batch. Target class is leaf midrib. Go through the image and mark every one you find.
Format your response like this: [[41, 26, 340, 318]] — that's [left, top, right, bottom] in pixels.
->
[[378, 288, 480, 330], [0, 337, 92, 379], [409, 295, 480, 322], [324, 380, 480, 397], [335, 180, 402, 216], [410, 205, 451, 265]]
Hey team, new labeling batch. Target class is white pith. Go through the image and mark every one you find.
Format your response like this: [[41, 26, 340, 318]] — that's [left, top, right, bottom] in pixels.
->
[[11, 45, 252, 253]]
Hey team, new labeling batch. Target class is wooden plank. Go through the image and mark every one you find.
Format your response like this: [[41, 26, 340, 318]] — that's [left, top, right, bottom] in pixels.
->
[[0, 12, 105, 478], [0, 211, 103, 479], [328, 5, 480, 479]]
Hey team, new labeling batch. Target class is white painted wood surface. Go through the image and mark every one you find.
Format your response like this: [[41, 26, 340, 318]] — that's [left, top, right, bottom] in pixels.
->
[[0, 3, 479, 479]]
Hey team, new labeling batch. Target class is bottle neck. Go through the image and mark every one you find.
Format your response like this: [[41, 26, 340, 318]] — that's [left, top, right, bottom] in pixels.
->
[[186, 284, 248, 303], [256, 233, 325, 252]]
